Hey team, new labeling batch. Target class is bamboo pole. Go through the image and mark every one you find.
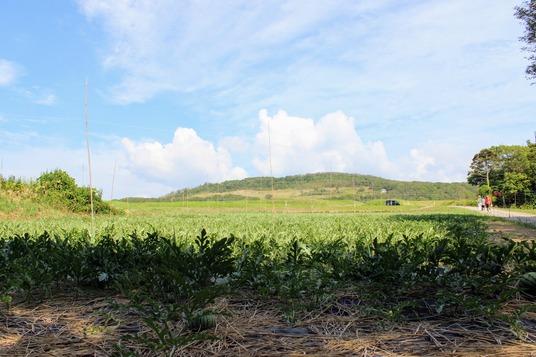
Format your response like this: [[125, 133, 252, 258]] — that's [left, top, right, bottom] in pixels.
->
[[218, 181, 222, 211], [268, 119, 275, 214], [329, 172, 332, 201], [110, 160, 116, 201], [81, 163, 85, 186], [353, 175, 356, 213], [84, 80, 95, 235]]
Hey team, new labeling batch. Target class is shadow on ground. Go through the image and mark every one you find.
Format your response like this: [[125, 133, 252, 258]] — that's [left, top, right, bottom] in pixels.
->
[[1, 290, 535, 356]]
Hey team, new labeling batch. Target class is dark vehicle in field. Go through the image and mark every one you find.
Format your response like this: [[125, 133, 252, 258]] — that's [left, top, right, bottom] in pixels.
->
[[385, 199, 400, 206]]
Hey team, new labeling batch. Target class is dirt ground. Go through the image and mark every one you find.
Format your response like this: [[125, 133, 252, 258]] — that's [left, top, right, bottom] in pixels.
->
[[460, 206, 536, 230], [487, 219, 536, 243], [1, 290, 535, 357]]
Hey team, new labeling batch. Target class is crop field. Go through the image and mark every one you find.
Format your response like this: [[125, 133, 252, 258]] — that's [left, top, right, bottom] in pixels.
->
[[1, 202, 535, 356], [3, 1, 536, 356], [0, 199, 469, 235]]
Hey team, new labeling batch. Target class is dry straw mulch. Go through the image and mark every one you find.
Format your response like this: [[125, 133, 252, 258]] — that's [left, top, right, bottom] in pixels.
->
[[1, 291, 535, 356]]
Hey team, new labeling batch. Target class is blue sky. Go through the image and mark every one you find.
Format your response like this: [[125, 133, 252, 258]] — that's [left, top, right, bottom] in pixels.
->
[[0, 0, 534, 198]]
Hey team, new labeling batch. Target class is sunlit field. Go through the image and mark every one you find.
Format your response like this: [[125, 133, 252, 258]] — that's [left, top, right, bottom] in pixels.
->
[[0, 199, 472, 236], [1, 199, 535, 355]]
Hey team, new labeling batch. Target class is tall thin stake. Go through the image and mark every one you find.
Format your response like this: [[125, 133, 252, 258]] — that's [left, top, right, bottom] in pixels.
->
[[329, 172, 332, 201], [352, 175, 356, 213], [81, 163, 86, 186], [218, 182, 222, 210], [84, 80, 95, 234], [110, 160, 117, 201], [267, 119, 275, 214]]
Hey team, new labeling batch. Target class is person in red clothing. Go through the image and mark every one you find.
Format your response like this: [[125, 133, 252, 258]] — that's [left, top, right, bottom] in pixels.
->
[[484, 195, 492, 212]]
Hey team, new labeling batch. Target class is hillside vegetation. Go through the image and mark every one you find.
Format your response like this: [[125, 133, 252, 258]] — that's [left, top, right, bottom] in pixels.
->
[[0, 170, 114, 217], [155, 172, 477, 202]]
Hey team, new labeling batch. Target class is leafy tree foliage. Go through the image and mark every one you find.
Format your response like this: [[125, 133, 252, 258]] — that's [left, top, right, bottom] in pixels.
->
[[478, 184, 492, 196], [467, 148, 497, 186], [1, 169, 113, 214], [0, 176, 28, 192], [468, 143, 536, 206], [36, 170, 77, 192], [516, 0, 536, 81], [36, 169, 112, 213], [503, 172, 531, 206]]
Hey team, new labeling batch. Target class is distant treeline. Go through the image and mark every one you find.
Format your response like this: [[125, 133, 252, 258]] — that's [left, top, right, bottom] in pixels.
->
[[154, 172, 476, 201], [119, 194, 261, 202]]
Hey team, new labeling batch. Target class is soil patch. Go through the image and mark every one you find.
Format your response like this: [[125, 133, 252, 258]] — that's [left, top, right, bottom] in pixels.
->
[[487, 219, 536, 243], [1, 291, 535, 356]]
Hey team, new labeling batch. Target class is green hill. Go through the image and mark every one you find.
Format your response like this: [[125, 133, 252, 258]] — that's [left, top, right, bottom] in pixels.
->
[[153, 172, 476, 202]]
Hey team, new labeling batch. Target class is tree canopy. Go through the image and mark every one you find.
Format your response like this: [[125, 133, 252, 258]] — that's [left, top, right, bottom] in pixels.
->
[[467, 143, 536, 206], [515, 0, 536, 81]]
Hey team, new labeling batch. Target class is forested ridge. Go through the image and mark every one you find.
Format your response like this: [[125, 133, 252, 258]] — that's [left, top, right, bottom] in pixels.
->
[[156, 172, 476, 201]]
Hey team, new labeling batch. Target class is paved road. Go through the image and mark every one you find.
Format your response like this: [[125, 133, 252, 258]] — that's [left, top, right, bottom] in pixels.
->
[[460, 206, 536, 226]]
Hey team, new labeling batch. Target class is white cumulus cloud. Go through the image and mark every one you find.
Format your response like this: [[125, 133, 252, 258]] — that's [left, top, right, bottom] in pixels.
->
[[0, 111, 477, 199], [219, 136, 249, 154], [0, 59, 20, 86], [0, 144, 174, 199], [402, 141, 477, 183], [121, 127, 247, 187], [409, 148, 436, 179], [34, 93, 57, 106], [252, 109, 395, 177]]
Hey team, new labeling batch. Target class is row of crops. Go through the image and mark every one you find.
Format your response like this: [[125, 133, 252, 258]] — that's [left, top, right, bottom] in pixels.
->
[[0, 210, 468, 236], [1, 213, 535, 353]]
